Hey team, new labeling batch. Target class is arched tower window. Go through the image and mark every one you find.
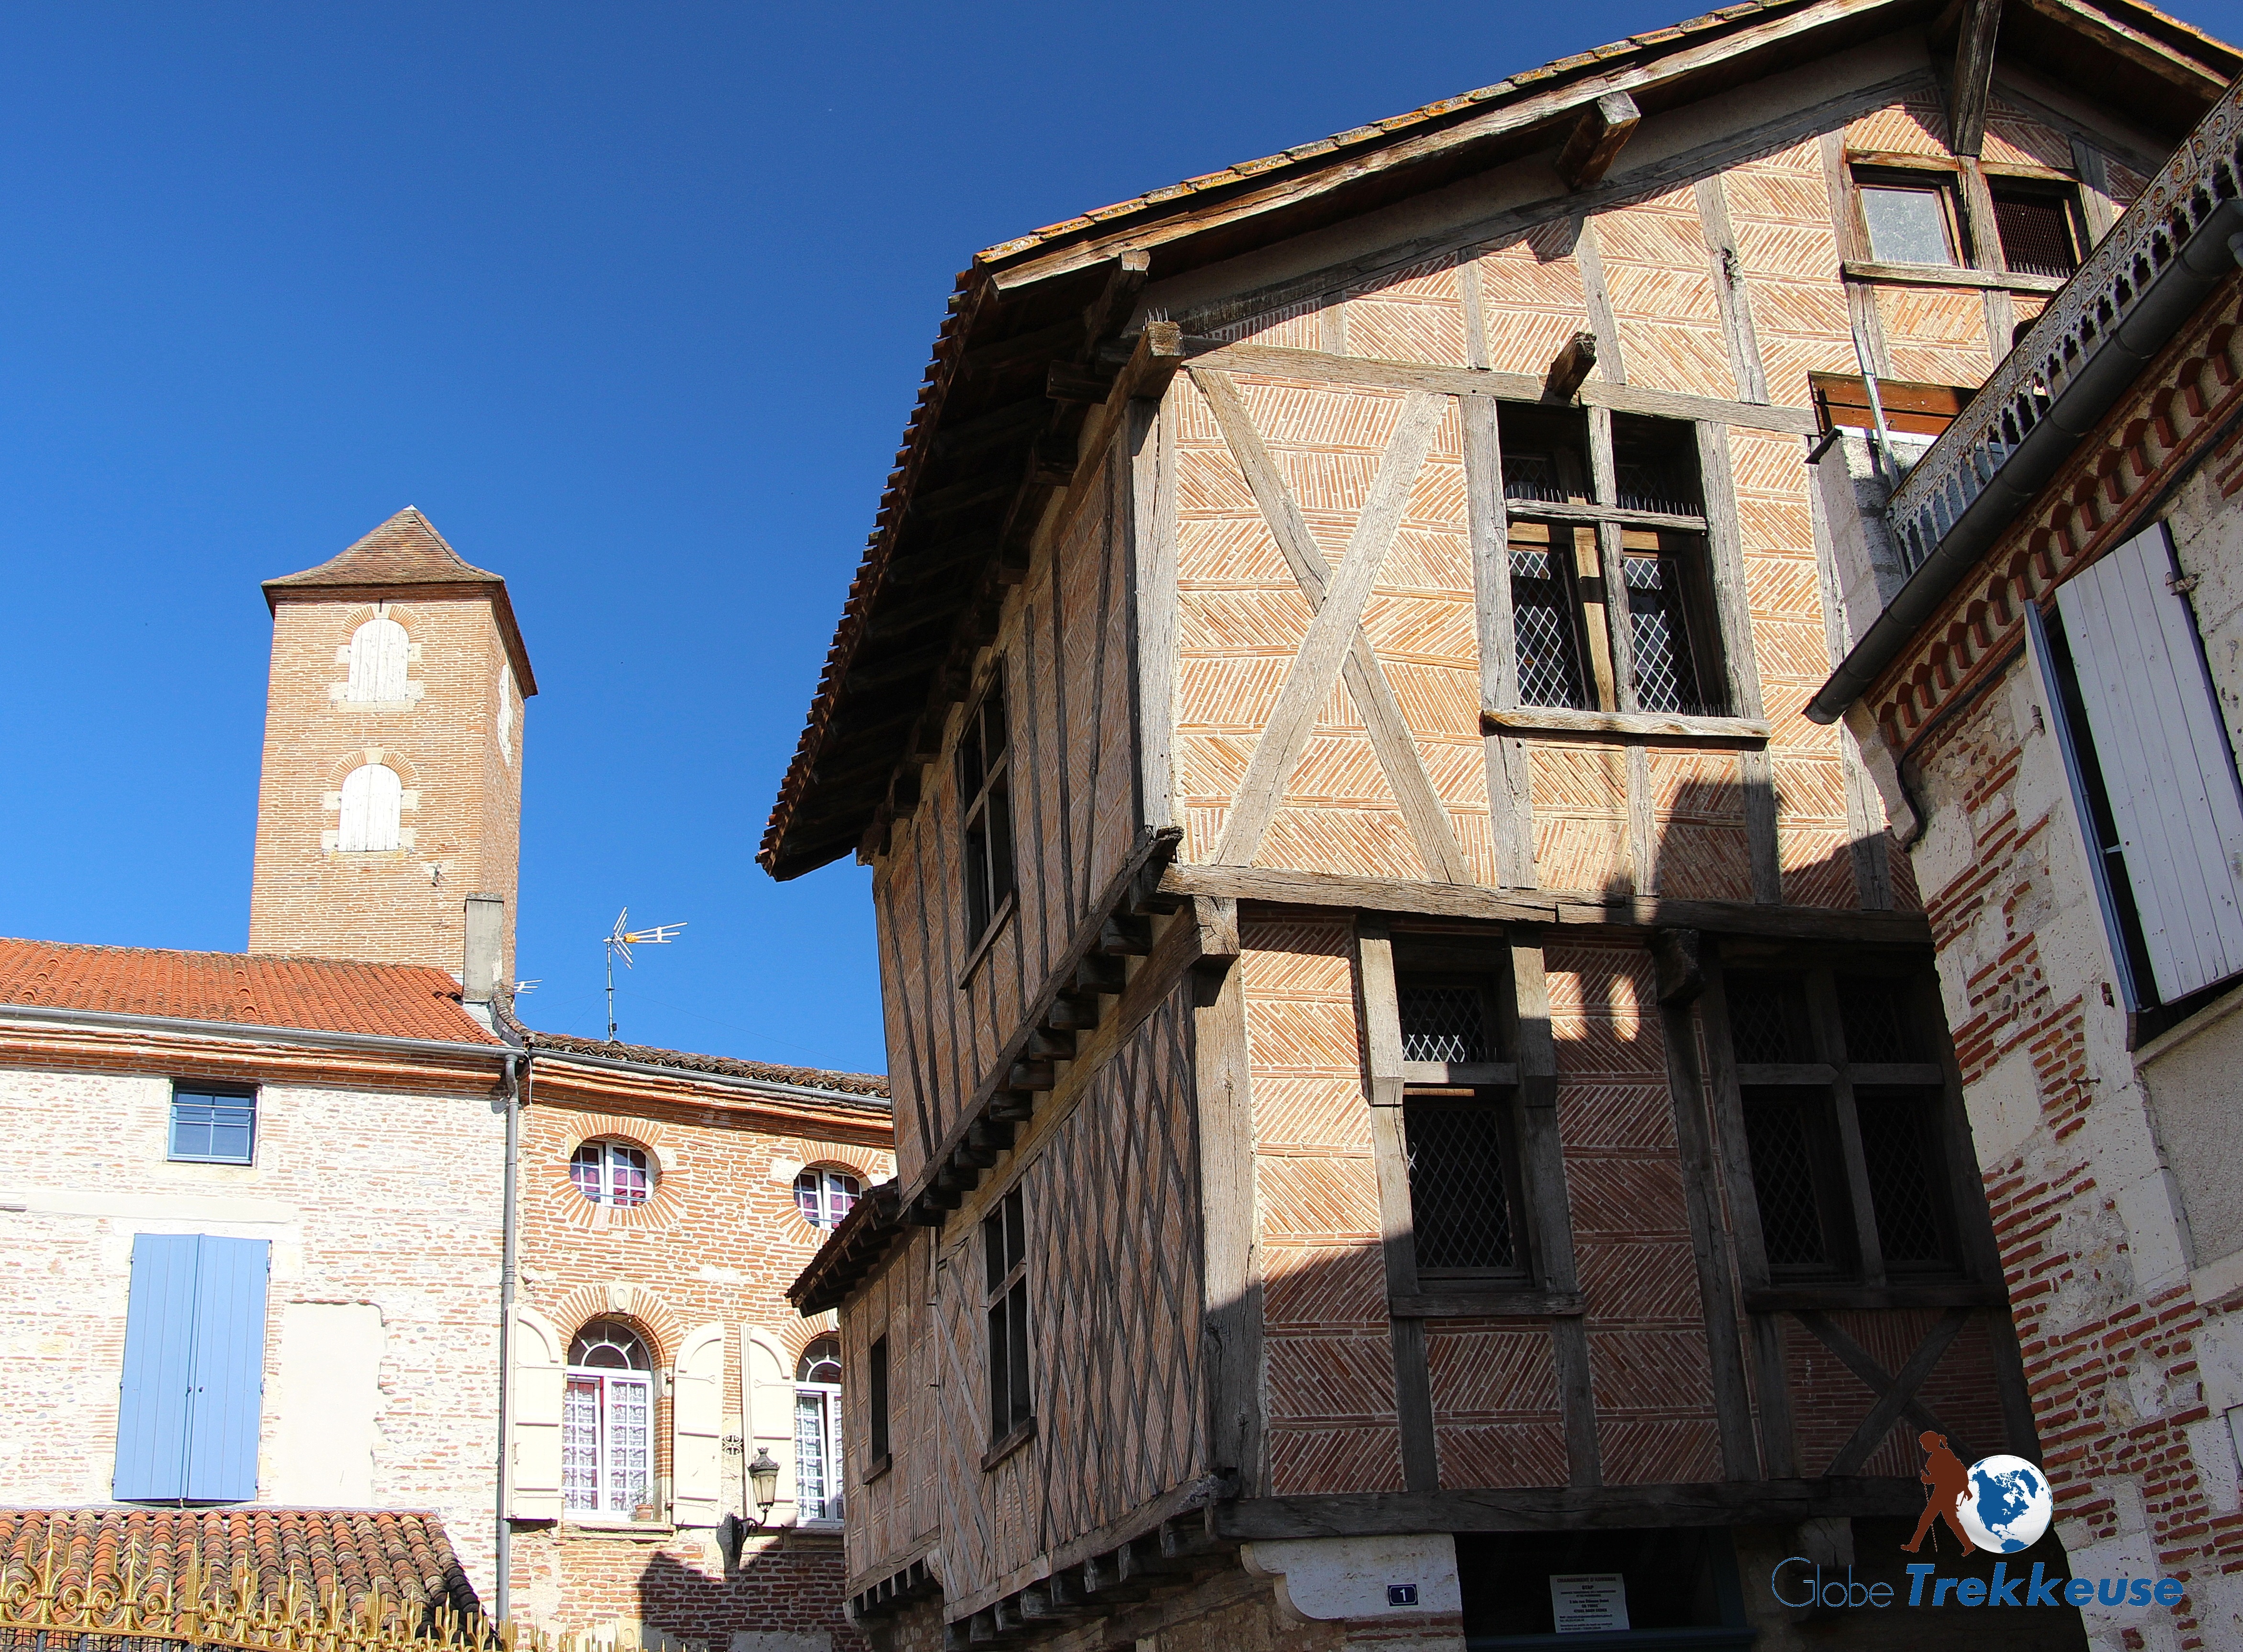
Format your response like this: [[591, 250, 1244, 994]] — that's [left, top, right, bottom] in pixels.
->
[[346, 616, 409, 702], [795, 1334, 843, 1523], [336, 763, 402, 852], [564, 1318, 653, 1517]]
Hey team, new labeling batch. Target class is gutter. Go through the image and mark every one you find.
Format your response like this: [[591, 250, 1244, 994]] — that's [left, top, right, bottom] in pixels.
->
[[1806, 201, 2243, 725], [0, 1001, 515, 1064]]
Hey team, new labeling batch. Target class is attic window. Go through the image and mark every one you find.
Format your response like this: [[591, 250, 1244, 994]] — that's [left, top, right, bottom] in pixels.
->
[[1856, 173, 1961, 267], [1990, 182, 2084, 279]]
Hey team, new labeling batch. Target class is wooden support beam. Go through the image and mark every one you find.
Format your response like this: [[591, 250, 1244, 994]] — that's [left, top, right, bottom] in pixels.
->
[[1555, 91, 1641, 191], [1949, 0, 2003, 159], [1047, 361, 1116, 402], [1543, 329, 1597, 401], [1079, 247, 1152, 351]]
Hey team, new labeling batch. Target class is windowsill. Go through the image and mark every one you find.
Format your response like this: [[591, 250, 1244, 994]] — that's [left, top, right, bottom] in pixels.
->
[[2132, 977, 2243, 1068], [1840, 258, 2067, 294], [1741, 1279, 2001, 1312], [981, 1417, 1037, 1472], [559, 1517, 674, 1539], [1392, 1288, 1581, 1319], [1402, 1060, 1519, 1087], [1481, 706, 1770, 747], [862, 1452, 893, 1485], [954, 892, 1019, 989]]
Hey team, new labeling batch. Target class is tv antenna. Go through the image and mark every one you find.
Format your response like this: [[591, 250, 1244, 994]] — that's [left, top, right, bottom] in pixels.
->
[[602, 908, 685, 1042]]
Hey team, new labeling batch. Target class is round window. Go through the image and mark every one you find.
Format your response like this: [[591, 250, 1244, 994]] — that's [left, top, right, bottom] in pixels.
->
[[794, 1167, 860, 1229], [572, 1139, 652, 1206], [797, 1335, 842, 1385]]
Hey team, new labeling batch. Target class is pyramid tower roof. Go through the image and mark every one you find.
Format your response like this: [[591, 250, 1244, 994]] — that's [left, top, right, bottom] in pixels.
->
[[262, 507, 536, 693]]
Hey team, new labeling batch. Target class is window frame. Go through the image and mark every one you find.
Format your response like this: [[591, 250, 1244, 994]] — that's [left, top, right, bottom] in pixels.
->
[[1985, 176, 2087, 279], [562, 1319, 656, 1520], [981, 1186, 1033, 1462], [958, 675, 1018, 950], [793, 1334, 844, 1524], [570, 1138, 652, 1208], [865, 1332, 892, 1479], [1493, 405, 1731, 721], [793, 1166, 862, 1230], [1850, 164, 1970, 268], [167, 1083, 258, 1166], [1713, 956, 1974, 1293]]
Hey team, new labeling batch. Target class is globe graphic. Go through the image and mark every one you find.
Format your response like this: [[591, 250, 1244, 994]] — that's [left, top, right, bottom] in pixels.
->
[[1955, 1454, 2054, 1552]]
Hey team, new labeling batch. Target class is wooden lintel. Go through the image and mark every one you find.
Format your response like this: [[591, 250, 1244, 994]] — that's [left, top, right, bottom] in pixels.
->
[[1543, 330, 1599, 401], [1948, 0, 2002, 158], [1212, 1476, 1925, 1540], [1157, 860, 1935, 945], [1554, 90, 1642, 191]]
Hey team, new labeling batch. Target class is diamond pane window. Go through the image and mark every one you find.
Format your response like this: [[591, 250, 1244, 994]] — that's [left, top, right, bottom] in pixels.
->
[[1504, 453, 1569, 504], [1404, 1101, 1517, 1272], [1727, 974, 1806, 1064], [1399, 983, 1492, 1063], [1838, 978, 1916, 1063], [1625, 553, 1708, 715], [1741, 1091, 1829, 1269], [1510, 546, 1587, 710], [1858, 1091, 1947, 1266]]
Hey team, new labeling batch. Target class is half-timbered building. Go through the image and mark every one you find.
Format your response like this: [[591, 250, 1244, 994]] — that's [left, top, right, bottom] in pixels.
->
[[765, 2, 2239, 1646]]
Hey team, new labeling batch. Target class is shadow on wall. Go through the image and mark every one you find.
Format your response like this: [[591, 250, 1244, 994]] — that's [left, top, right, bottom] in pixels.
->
[[633, 1542, 865, 1652]]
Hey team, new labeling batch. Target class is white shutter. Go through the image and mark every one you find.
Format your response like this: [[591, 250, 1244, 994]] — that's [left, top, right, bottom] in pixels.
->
[[510, 1306, 566, 1520], [2056, 523, 2243, 1001], [743, 1326, 797, 1524], [671, 1323, 726, 1528], [347, 617, 409, 702]]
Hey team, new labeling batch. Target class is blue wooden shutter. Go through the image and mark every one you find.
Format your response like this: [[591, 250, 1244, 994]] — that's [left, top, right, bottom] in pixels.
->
[[184, 1236, 270, 1501], [110, 1234, 269, 1503], [112, 1235, 200, 1500]]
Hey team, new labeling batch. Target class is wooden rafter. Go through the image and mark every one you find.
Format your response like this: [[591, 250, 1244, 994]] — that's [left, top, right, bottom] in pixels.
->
[[1949, 0, 2003, 156]]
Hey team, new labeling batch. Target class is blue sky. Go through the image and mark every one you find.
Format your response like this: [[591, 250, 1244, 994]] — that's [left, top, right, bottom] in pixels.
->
[[0, 1, 2231, 1072]]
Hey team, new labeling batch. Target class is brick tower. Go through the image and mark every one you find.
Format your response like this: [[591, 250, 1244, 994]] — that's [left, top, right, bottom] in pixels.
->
[[248, 507, 536, 982]]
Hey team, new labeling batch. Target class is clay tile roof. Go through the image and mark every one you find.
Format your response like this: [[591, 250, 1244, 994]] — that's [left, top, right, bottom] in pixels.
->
[[264, 506, 503, 592], [528, 1028, 889, 1102], [0, 1507, 480, 1620], [261, 508, 538, 695], [0, 937, 505, 1046]]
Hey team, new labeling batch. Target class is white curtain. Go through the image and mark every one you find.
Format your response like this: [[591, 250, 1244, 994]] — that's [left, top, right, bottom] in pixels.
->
[[337, 764, 402, 851], [347, 617, 409, 702]]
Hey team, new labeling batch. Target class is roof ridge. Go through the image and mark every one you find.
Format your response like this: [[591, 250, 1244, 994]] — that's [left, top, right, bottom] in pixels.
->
[[0, 936, 460, 974]]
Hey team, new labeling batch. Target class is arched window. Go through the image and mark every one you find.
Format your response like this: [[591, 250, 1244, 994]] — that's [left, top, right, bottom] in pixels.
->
[[571, 1140, 650, 1207], [794, 1167, 860, 1229], [346, 616, 409, 702], [564, 1319, 653, 1517], [336, 763, 402, 852], [795, 1335, 843, 1523]]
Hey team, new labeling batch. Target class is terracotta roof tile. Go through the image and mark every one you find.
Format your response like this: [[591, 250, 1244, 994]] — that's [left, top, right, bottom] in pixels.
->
[[0, 1508, 479, 1619], [0, 938, 504, 1046], [527, 1029, 889, 1102]]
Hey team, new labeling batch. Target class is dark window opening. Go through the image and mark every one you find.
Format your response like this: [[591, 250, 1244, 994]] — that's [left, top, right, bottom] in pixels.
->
[[1611, 413, 1704, 517], [1457, 1527, 1748, 1639], [1725, 973, 1810, 1064], [982, 1189, 1031, 1443], [1398, 982, 1496, 1063], [867, 1335, 891, 1467], [1838, 976, 1918, 1062], [1497, 404, 1592, 505], [1403, 1097, 1522, 1275], [1991, 183, 2084, 279], [1857, 1088, 1954, 1270], [1741, 1086, 1852, 1275], [959, 681, 1017, 946]]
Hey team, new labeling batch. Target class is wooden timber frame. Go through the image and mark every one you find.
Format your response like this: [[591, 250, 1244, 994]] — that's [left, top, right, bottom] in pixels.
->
[[763, 5, 2238, 1646]]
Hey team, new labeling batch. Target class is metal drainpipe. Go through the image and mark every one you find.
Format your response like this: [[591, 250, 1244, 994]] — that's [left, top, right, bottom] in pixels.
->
[[495, 1049, 526, 1621]]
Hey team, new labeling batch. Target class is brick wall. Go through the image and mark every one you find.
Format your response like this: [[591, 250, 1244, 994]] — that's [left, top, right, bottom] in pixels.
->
[[0, 1032, 506, 1597], [514, 1055, 892, 1649], [249, 590, 524, 980]]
